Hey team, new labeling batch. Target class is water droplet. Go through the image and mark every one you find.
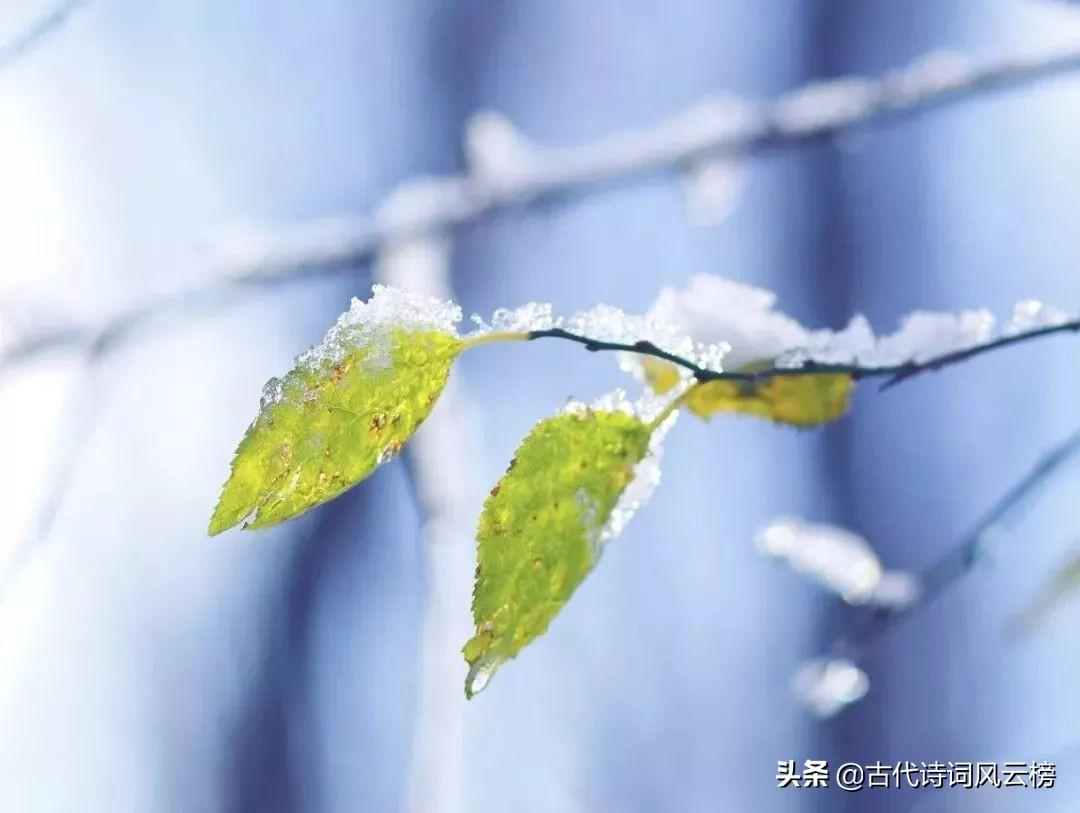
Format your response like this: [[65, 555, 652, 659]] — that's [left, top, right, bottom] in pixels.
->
[[465, 657, 501, 699]]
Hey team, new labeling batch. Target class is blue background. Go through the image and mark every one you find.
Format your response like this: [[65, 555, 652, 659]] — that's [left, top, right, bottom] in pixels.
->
[[1, 1, 1079, 811]]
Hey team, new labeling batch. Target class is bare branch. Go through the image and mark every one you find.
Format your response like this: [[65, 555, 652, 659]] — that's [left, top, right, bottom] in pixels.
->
[[0, 0, 87, 73], [830, 423, 1080, 663]]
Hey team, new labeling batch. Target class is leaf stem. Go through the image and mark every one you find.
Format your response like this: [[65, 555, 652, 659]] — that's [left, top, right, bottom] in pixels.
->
[[458, 330, 531, 351]]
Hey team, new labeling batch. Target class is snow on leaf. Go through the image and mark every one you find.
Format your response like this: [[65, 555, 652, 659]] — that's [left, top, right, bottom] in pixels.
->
[[464, 398, 664, 698], [209, 286, 462, 534]]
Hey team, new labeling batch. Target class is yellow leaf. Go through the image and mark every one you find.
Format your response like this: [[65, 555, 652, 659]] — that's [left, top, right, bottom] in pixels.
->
[[464, 408, 655, 697], [210, 328, 460, 534], [684, 372, 853, 427], [640, 356, 682, 395]]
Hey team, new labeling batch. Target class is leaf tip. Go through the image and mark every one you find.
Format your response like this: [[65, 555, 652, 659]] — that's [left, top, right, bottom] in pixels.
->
[[464, 656, 501, 699]]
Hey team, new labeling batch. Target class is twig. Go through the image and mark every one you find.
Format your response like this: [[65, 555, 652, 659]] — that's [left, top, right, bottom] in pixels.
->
[[527, 320, 1080, 389], [5, 42, 1080, 373], [830, 424, 1080, 663], [0, 0, 87, 73]]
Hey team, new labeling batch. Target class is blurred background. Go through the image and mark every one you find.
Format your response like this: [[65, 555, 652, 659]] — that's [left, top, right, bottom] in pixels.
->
[[2, 1, 1080, 811]]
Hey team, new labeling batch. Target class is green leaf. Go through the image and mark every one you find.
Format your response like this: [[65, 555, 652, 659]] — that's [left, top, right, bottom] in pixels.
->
[[684, 372, 853, 427], [464, 406, 657, 697], [210, 328, 461, 534]]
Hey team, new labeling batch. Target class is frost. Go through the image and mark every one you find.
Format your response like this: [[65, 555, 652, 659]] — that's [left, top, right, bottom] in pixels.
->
[[1004, 299, 1070, 336], [296, 284, 461, 374], [599, 409, 677, 548], [259, 377, 285, 410], [555, 390, 676, 553], [792, 658, 869, 718]]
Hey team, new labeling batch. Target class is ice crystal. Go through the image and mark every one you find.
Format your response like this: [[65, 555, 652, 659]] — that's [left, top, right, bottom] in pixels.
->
[[296, 284, 461, 374], [557, 390, 676, 554], [469, 301, 557, 334], [599, 409, 677, 547]]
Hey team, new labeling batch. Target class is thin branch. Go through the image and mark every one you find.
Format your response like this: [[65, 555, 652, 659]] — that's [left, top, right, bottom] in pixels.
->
[[0, 0, 87, 73], [527, 319, 1080, 388], [831, 424, 1080, 663], [5, 42, 1080, 373]]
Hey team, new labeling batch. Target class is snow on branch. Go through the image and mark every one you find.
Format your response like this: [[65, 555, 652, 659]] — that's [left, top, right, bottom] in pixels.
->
[[4, 41, 1080, 373], [215, 41, 1080, 280], [525, 308, 1080, 391], [794, 424, 1080, 717]]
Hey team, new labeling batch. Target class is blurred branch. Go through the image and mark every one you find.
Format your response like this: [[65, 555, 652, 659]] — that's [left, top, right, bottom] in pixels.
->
[[375, 237, 473, 813], [0, 263, 360, 378], [5, 41, 1080, 373], [210, 42, 1080, 280], [528, 319, 1080, 388], [831, 423, 1080, 662], [0, 0, 87, 73], [0, 352, 101, 605]]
